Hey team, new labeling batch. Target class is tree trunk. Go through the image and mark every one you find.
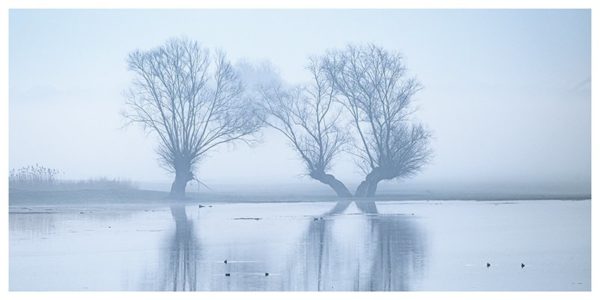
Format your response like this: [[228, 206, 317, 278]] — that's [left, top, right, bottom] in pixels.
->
[[310, 171, 352, 197], [170, 163, 194, 199], [366, 180, 379, 197], [354, 179, 380, 197], [354, 170, 382, 198], [354, 180, 370, 197], [170, 175, 189, 199]]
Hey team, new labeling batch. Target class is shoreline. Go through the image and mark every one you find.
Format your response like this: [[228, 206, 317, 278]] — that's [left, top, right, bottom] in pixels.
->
[[8, 188, 591, 207]]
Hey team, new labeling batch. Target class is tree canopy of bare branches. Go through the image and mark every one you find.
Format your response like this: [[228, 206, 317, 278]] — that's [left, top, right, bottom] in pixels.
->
[[259, 59, 351, 197], [124, 38, 262, 199], [322, 44, 432, 197]]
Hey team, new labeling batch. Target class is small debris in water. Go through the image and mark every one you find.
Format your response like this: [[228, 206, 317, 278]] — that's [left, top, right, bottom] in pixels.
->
[[108, 226, 111, 229], [79, 212, 84, 214], [486, 262, 491, 268], [234, 217, 261, 221], [225, 273, 230, 277], [198, 204, 205, 208]]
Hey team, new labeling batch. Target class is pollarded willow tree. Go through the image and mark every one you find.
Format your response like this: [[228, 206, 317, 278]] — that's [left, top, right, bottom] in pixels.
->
[[124, 38, 262, 199], [322, 44, 432, 197], [259, 59, 352, 197]]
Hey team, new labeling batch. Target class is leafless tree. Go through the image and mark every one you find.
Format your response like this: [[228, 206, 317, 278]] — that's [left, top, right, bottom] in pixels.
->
[[124, 38, 262, 199], [259, 59, 351, 197], [322, 44, 432, 197]]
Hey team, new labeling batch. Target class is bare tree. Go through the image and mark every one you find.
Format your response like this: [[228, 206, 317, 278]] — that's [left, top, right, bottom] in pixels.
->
[[322, 44, 431, 197], [124, 38, 262, 199], [259, 59, 351, 197]]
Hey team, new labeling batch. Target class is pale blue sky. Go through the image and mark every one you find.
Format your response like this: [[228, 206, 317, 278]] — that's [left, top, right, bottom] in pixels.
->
[[9, 9, 591, 192]]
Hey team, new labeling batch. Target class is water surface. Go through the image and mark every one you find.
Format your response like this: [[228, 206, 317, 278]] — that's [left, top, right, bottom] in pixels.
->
[[9, 200, 590, 291]]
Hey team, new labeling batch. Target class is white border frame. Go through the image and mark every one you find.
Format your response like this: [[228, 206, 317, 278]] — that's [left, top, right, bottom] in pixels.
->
[[1, 1, 595, 299]]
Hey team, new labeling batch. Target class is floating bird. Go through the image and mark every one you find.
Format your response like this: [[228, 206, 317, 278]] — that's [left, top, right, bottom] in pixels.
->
[[225, 273, 230, 277], [224, 259, 228, 264], [486, 262, 491, 268], [521, 263, 525, 268], [265, 273, 269, 277]]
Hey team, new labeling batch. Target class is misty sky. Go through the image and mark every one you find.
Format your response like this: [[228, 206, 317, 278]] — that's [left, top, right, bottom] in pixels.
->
[[9, 9, 591, 192]]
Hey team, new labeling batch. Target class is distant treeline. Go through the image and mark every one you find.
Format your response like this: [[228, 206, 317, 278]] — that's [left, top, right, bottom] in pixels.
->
[[9, 164, 138, 191]]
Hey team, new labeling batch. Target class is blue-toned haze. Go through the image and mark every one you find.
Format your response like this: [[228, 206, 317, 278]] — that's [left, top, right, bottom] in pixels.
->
[[9, 9, 591, 194]]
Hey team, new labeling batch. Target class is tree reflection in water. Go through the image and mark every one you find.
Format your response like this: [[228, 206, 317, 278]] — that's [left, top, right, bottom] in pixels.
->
[[156, 200, 424, 291], [159, 204, 200, 291], [283, 200, 425, 291]]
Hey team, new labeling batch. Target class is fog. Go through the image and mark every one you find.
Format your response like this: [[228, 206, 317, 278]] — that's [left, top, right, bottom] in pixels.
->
[[9, 9, 591, 195]]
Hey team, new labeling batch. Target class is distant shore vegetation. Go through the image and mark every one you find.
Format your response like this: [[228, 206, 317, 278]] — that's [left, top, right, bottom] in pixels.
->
[[9, 164, 138, 191]]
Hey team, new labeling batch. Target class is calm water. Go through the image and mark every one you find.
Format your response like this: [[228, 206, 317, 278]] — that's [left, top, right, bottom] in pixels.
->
[[9, 200, 590, 291]]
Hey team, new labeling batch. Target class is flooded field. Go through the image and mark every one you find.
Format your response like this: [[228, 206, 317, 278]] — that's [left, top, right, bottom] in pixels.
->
[[9, 199, 590, 291]]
